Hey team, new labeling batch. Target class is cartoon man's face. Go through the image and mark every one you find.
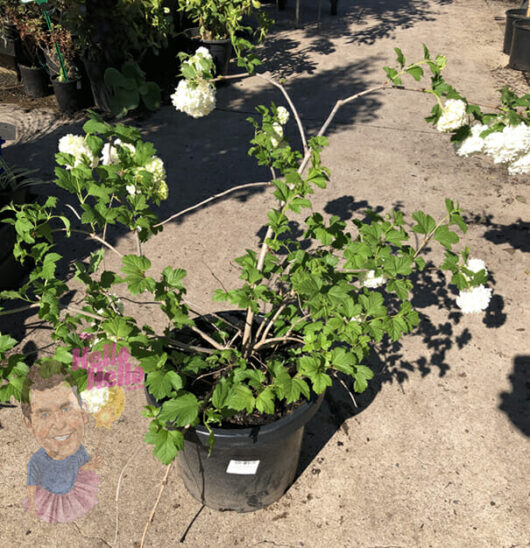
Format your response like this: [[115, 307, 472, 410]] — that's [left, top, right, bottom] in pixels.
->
[[24, 383, 88, 460]]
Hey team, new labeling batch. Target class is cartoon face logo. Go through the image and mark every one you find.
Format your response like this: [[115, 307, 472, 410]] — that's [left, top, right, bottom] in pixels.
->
[[24, 383, 88, 460]]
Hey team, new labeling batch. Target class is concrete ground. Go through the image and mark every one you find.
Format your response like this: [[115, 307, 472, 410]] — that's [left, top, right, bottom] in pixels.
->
[[0, 0, 529, 546]]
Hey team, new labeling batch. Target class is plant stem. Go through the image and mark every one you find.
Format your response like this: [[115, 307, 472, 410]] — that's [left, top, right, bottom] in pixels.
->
[[0, 303, 40, 316], [256, 74, 309, 153], [253, 335, 304, 351], [413, 213, 450, 258], [154, 182, 269, 228], [52, 228, 124, 258]]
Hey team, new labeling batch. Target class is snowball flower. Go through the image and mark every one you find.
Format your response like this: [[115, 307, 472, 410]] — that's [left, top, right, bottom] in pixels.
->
[[144, 156, 166, 184], [436, 99, 467, 133], [81, 386, 109, 414], [100, 139, 136, 165], [171, 80, 216, 118], [270, 122, 284, 148], [58, 134, 96, 168], [277, 106, 290, 125], [465, 258, 488, 277], [154, 180, 169, 201], [126, 184, 138, 196], [362, 270, 386, 289], [455, 123, 488, 157], [187, 47, 214, 73], [456, 285, 492, 314], [483, 123, 530, 164], [508, 151, 530, 175]]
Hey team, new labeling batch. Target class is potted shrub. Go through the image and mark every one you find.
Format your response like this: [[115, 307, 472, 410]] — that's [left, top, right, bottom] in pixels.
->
[[3, 46, 522, 515], [0, 0, 21, 70], [4, 1, 50, 97], [178, 0, 271, 74]]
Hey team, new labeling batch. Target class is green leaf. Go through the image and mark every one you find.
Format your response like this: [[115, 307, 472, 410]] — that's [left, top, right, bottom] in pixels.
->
[[228, 385, 255, 413], [146, 370, 173, 400], [145, 426, 184, 465], [255, 386, 275, 414], [394, 47, 405, 68], [434, 225, 460, 250], [353, 365, 374, 393], [212, 379, 230, 410], [158, 393, 199, 426], [406, 65, 424, 81], [411, 211, 436, 235], [312, 371, 332, 394], [101, 317, 133, 340], [0, 334, 18, 354], [423, 44, 430, 59]]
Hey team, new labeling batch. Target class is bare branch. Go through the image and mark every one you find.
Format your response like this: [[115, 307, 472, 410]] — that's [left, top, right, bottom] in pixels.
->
[[253, 336, 304, 351], [65, 203, 81, 221], [154, 182, 269, 228], [52, 228, 124, 258]]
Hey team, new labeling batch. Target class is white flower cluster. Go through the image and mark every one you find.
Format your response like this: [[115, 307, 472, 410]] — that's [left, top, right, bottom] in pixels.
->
[[58, 134, 96, 169], [81, 386, 109, 413], [456, 122, 530, 174], [188, 46, 213, 72], [171, 79, 216, 118], [100, 139, 136, 165], [436, 99, 467, 133], [456, 258, 492, 314], [277, 106, 290, 125], [456, 285, 492, 314], [362, 270, 386, 289]]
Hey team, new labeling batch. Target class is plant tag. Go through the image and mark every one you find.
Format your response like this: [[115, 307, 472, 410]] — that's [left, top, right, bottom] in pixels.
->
[[76, 80, 82, 90], [226, 460, 260, 475]]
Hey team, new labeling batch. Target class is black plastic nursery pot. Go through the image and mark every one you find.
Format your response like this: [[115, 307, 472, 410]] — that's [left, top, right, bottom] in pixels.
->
[[184, 28, 233, 77], [51, 76, 84, 115], [509, 19, 530, 70], [146, 387, 324, 512], [18, 64, 50, 98], [503, 9, 530, 54], [144, 310, 324, 512]]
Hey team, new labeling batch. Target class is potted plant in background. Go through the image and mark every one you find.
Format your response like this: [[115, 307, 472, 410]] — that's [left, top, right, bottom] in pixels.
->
[[0, 45, 507, 517], [5, 1, 49, 97], [0, 0, 22, 71], [44, 0, 173, 112], [178, 0, 271, 74], [40, 24, 87, 114]]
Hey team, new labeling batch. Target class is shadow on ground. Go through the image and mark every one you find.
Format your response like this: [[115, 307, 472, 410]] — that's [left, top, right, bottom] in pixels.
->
[[499, 355, 530, 437]]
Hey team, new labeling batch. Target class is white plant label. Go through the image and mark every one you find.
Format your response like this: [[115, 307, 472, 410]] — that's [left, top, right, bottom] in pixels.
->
[[226, 460, 260, 475]]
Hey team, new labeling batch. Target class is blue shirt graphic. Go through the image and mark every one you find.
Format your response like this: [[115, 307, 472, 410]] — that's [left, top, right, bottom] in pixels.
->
[[27, 445, 89, 495]]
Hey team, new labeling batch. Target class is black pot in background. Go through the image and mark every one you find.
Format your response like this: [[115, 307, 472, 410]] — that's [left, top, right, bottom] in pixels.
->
[[278, 0, 287, 10], [509, 19, 530, 70], [503, 9, 530, 54], [18, 64, 50, 98], [51, 75, 84, 115], [184, 28, 232, 77]]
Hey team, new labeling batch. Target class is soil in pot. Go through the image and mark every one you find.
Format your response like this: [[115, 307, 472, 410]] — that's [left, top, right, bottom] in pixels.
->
[[503, 9, 530, 54], [18, 64, 50, 98], [509, 19, 530, 70], [144, 310, 325, 512]]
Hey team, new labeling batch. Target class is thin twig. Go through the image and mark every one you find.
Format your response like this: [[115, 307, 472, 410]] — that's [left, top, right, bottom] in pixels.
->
[[257, 73, 308, 153], [336, 374, 358, 408], [212, 72, 249, 82], [65, 203, 81, 221], [0, 303, 40, 316], [114, 445, 143, 548], [190, 326, 225, 350], [66, 306, 107, 322], [253, 336, 304, 351], [135, 229, 142, 257], [140, 462, 174, 548], [52, 228, 124, 258], [154, 182, 269, 228]]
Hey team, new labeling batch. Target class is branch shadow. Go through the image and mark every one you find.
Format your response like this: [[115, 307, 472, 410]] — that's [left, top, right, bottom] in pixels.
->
[[499, 355, 530, 438]]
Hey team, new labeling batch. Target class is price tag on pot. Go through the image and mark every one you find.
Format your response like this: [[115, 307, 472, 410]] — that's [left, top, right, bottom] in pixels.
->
[[226, 460, 260, 475]]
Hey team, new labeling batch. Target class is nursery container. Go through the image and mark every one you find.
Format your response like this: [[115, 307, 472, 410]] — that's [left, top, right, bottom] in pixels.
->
[[18, 64, 50, 98], [509, 19, 530, 70], [184, 28, 232, 77], [146, 386, 323, 512], [503, 9, 530, 54], [51, 75, 83, 115]]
